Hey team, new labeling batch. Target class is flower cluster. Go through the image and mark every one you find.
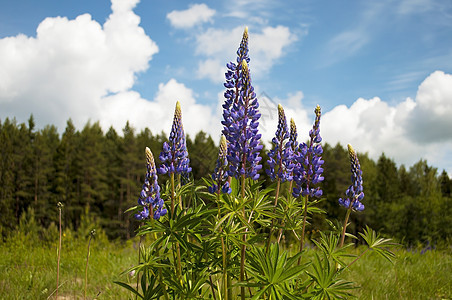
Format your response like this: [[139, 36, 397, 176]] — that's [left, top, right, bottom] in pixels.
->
[[338, 144, 365, 211], [289, 118, 298, 153], [159, 101, 192, 177], [293, 105, 324, 198], [209, 135, 232, 194], [136, 147, 167, 220], [266, 104, 294, 182], [221, 29, 262, 180]]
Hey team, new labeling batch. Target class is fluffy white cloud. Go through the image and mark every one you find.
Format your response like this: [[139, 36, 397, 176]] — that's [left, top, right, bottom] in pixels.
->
[[319, 70, 452, 174], [99, 79, 220, 138], [406, 70, 452, 143], [167, 4, 216, 29], [195, 26, 297, 83], [0, 0, 158, 131], [0, 0, 223, 142]]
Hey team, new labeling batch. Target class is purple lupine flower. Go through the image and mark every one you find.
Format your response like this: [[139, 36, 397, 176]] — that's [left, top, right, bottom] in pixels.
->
[[290, 118, 298, 153], [222, 27, 249, 118], [159, 101, 192, 177], [222, 59, 263, 180], [293, 105, 324, 198], [209, 135, 232, 194], [266, 104, 294, 182], [136, 147, 167, 220], [339, 144, 365, 211]]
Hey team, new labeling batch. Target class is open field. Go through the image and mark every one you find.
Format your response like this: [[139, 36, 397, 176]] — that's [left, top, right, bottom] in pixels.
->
[[1, 231, 450, 300]]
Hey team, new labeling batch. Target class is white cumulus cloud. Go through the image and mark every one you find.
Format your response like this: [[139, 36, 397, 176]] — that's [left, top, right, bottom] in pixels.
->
[[167, 4, 216, 29], [319, 70, 452, 174], [0, 0, 158, 131], [195, 26, 297, 83]]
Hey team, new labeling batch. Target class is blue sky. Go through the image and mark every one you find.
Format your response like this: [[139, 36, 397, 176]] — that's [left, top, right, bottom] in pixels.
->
[[1, 0, 452, 174]]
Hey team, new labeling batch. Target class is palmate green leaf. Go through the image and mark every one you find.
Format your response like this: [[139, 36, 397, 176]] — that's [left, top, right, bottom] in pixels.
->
[[359, 226, 398, 264], [307, 252, 357, 299], [162, 266, 210, 299], [246, 244, 309, 298], [312, 232, 355, 267]]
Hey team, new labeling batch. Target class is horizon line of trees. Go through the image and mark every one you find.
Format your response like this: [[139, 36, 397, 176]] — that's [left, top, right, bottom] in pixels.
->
[[1, 115, 451, 246]]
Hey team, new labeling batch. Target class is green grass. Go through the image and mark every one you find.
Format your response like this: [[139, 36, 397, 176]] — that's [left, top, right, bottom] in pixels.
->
[[0, 229, 138, 299], [343, 247, 452, 299], [1, 230, 451, 299]]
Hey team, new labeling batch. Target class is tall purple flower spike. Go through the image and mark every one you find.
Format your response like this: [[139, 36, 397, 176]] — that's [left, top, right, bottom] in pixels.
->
[[266, 104, 294, 182], [209, 135, 231, 194], [159, 101, 192, 178], [339, 144, 365, 211], [222, 28, 263, 180], [136, 147, 167, 220], [222, 59, 263, 180], [293, 105, 324, 198]]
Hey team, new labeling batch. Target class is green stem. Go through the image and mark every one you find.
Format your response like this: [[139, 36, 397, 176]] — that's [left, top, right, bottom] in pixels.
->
[[177, 173, 183, 212], [339, 208, 352, 248], [170, 173, 175, 216], [240, 174, 246, 300], [345, 248, 368, 269], [266, 178, 281, 254], [221, 236, 228, 300], [297, 195, 308, 265], [56, 205, 62, 300], [277, 180, 293, 243], [217, 191, 228, 300], [170, 173, 182, 281], [84, 234, 93, 300], [136, 225, 143, 300]]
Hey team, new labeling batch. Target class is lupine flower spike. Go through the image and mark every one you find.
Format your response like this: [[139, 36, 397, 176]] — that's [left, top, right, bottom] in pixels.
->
[[293, 105, 324, 199], [209, 135, 232, 194], [339, 144, 365, 247], [266, 104, 294, 251], [266, 104, 294, 182], [221, 28, 262, 300], [288, 118, 299, 195], [159, 101, 192, 177], [135, 147, 167, 220], [290, 118, 298, 156], [222, 28, 262, 184], [223, 60, 263, 183], [276, 117, 299, 244], [292, 105, 324, 258], [339, 144, 365, 211]]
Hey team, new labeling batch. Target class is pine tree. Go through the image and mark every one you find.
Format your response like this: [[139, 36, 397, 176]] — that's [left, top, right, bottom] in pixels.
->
[[104, 126, 123, 239], [78, 121, 108, 228], [54, 119, 80, 229], [0, 118, 16, 232], [32, 125, 59, 226], [186, 131, 218, 180], [119, 121, 141, 239]]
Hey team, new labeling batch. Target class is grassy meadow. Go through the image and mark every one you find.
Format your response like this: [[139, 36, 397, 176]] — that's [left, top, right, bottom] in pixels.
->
[[1, 228, 451, 300]]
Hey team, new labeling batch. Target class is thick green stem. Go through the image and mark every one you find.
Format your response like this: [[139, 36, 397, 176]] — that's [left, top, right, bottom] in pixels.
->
[[170, 173, 182, 281], [266, 179, 281, 254], [277, 180, 293, 243], [217, 191, 228, 300], [170, 173, 175, 215], [339, 208, 352, 248], [135, 225, 143, 300], [240, 173, 246, 300], [177, 173, 183, 212], [221, 236, 228, 300], [297, 195, 308, 265]]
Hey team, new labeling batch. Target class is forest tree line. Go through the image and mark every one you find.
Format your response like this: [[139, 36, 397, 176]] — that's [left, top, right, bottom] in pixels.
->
[[0, 116, 451, 247]]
